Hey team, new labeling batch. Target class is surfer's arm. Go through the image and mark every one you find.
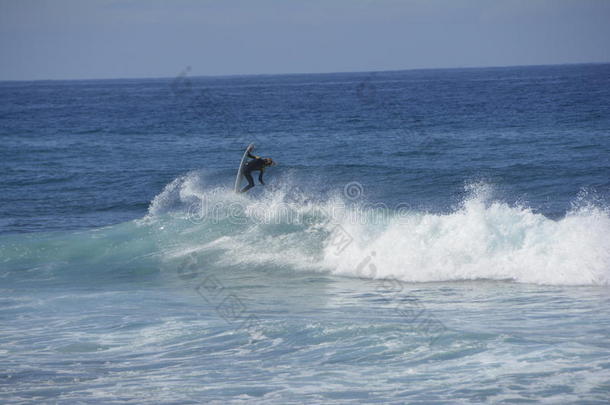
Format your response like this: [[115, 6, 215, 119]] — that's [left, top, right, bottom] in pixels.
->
[[247, 152, 260, 159], [258, 168, 265, 185]]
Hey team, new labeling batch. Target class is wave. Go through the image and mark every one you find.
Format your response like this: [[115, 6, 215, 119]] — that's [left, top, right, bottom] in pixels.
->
[[145, 173, 610, 286], [2, 172, 609, 287]]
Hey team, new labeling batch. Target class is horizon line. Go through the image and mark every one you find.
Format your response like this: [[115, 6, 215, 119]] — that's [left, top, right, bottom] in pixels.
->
[[1, 60, 609, 84]]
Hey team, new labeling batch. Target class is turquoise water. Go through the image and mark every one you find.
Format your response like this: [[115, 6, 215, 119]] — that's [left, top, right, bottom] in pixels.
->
[[1, 64, 610, 403]]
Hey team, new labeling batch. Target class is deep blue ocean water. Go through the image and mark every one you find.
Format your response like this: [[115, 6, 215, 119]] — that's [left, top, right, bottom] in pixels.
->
[[1, 64, 610, 403]]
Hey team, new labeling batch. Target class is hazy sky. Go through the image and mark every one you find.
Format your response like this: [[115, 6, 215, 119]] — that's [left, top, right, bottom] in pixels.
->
[[1, 0, 609, 80]]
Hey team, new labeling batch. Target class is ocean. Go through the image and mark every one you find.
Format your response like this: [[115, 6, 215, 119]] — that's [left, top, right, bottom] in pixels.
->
[[1, 63, 609, 403]]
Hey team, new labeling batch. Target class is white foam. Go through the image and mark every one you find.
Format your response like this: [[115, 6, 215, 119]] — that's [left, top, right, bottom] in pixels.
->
[[147, 174, 610, 286], [324, 186, 610, 286]]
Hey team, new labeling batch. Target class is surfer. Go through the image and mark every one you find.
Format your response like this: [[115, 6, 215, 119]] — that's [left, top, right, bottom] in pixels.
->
[[240, 147, 275, 193]]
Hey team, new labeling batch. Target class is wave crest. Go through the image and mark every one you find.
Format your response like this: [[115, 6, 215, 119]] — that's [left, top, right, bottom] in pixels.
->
[[146, 173, 610, 286]]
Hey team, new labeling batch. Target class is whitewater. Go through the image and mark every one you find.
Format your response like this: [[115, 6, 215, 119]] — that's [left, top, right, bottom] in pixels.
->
[[145, 173, 610, 287]]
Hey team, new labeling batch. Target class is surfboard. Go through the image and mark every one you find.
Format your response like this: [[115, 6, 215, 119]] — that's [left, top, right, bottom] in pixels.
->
[[234, 144, 254, 193]]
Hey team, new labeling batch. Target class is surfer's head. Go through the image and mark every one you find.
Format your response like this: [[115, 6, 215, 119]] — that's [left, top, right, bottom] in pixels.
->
[[264, 158, 276, 166]]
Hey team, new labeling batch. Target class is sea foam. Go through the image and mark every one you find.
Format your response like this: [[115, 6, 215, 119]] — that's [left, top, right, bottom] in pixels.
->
[[147, 173, 610, 286]]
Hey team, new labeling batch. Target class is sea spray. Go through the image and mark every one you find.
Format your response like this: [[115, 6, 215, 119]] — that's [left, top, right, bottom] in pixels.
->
[[143, 173, 610, 286]]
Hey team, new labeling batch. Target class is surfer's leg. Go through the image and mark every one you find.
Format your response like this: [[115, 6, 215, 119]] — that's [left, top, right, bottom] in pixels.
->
[[240, 172, 255, 193]]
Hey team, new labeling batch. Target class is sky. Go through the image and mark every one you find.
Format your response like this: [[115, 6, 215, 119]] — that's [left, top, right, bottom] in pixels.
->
[[1, 0, 609, 81]]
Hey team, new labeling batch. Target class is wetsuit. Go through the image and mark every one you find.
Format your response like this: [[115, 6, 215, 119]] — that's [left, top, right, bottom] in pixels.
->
[[241, 152, 266, 193]]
